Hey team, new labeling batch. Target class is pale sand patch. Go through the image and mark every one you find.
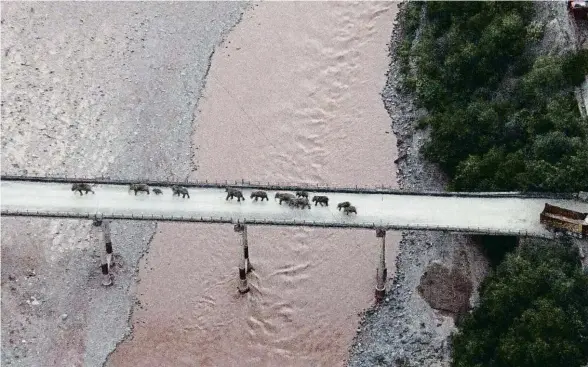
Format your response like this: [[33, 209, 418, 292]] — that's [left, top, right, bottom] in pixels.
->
[[109, 2, 400, 366]]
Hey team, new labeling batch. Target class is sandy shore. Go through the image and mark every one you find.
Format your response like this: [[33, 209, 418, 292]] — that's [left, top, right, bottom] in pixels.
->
[[1, 3, 246, 366], [107, 2, 399, 366]]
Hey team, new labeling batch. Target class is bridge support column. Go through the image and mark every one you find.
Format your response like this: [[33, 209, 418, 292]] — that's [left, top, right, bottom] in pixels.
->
[[375, 228, 387, 302], [103, 220, 113, 271], [95, 218, 113, 286], [234, 223, 251, 294], [100, 253, 113, 287]]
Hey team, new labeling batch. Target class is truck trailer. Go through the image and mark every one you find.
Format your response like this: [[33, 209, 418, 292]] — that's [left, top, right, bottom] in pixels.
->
[[540, 203, 588, 238]]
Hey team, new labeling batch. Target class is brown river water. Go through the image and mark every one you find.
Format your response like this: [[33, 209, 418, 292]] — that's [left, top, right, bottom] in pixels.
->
[[108, 2, 400, 366]]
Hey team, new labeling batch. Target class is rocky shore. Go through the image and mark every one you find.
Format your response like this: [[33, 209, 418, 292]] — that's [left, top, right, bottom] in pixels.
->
[[348, 1, 588, 366], [347, 4, 489, 367]]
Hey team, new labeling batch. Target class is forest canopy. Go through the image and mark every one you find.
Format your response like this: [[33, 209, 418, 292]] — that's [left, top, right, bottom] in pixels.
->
[[400, 1, 588, 192], [451, 240, 588, 367]]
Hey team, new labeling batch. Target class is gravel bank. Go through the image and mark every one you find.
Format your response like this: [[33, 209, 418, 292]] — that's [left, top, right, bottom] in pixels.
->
[[347, 4, 489, 366], [1, 3, 247, 366], [348, 2, 588, 366]]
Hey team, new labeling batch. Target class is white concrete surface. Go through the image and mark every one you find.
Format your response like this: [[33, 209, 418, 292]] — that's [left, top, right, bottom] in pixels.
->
[[2, 181, 587, 236]]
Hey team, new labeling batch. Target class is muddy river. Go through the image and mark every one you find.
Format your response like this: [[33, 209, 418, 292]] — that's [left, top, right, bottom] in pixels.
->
[[108, 2, 400, 366]]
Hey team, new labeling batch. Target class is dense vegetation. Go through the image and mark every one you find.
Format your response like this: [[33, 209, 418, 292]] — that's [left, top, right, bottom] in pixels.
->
[[473, 235, 518, 268], [398, 2, 588, 367], [451, 241, 588, 367], [400, 2, 588, 192]]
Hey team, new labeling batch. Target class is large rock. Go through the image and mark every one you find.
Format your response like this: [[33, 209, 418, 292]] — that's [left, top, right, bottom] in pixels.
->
[[417, 261, 473, 316]]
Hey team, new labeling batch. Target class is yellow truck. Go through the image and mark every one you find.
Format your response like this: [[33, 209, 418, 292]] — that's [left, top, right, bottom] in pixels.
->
[[540, 203, 588, 239]]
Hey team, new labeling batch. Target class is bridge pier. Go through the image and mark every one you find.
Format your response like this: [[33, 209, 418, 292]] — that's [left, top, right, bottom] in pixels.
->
[[95, 218, 113, 286], [103, 220, 113, 271], [100, 252, 113, 286], [375, 228, 387, 302], [234, 223, 251, 293]]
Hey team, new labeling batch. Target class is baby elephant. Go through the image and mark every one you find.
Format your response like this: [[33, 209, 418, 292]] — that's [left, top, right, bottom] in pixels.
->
[[275, 192, 295, 205], [250, 190, 268, 201], [343, 205, 357, 215], [153, 188, 163, 195], [312, 195, 329, 206], [172, 185, 190, 198], [337, 201, 351, 211], [290, 197, 311, 209], [226, 187, 245, 202], [296, 191, 309, 198], [129, 183, 150, 195], [71, 183, 94, 196]]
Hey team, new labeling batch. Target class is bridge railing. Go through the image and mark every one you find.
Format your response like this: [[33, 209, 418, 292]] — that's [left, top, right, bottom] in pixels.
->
[[0, 208, 554, 239], [0, 175, 578, 199]]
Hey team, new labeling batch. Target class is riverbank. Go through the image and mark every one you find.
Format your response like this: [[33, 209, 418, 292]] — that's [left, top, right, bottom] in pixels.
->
[[347, 4, 489, 366], [348, 1, 588, 365], [1, 3, 246, 366]]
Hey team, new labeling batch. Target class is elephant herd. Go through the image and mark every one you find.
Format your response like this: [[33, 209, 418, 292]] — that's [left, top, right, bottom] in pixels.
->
[[71, 183, 358, 215]]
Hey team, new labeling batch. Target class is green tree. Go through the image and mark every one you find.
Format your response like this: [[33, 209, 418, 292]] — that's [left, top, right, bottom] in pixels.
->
[[398, 3, 588, 366], [451, 241, 588, 367], [531, 131, 579, 164], [561, 49, 588, 86], [400, 1, 588, 192]]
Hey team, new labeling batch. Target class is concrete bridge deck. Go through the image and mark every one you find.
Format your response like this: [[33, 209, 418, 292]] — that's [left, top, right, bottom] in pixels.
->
[[2, 179, 587, 238]]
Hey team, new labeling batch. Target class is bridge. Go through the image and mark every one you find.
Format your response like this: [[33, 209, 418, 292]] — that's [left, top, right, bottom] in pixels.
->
[[2, 176, 587, 298], [2, 176, 586, 238]]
